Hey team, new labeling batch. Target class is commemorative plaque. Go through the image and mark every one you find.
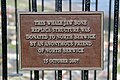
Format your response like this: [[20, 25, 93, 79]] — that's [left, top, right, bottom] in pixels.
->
[[18, 12, 103, 70]]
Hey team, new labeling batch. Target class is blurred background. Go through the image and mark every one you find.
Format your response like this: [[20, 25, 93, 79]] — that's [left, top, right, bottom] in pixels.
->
[[0, 0, 120, 80]]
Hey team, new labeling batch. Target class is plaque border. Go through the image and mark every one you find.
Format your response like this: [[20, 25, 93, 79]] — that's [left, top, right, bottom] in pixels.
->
[[18, 11, 104, 70]]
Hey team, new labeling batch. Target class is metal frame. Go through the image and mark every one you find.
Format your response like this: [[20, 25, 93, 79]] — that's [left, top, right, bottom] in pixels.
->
[[1, 0, 119, 80]]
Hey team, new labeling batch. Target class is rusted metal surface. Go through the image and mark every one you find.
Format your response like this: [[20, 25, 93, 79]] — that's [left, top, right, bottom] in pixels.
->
[[18, 12, 103, 70]]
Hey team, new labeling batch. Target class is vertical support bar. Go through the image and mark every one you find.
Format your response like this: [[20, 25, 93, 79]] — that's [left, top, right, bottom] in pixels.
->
[[42, 0, 44, 12], [112, 0, 119, 80], [84, 0, 90, 79], [32, 0, 37, 12], [82, 0, 84, 11], [15, 0, 19, 74], [55, 71, 57, 80], [32, 0, 39, 80], [41, 0, 44, 79], [55, 0, 62, 79], [58, 70, 62, 80], [95, 0, 98, 11], [34, 70, 39, 80], [58, 0, 62, 12], [69, 71, 72, 80], [29, 0, 33, 80], [82, 0, 85, 79], [30, 71, 33, 80], [1, 0, 7, 80], [55, 0, 58, 11], [94, 71, 96, 80], [55, 0, 62, 12], [69, 0, 71, 11], [94, 0, 98, 80], [84, 70, 88, 80], [107, 0, 112, 80], [69, 1, 71, 79], [81, 71, 84, 80], [29, 0, 31, 11], [42, 70, 44, 80], [85, 0, 90, 11]]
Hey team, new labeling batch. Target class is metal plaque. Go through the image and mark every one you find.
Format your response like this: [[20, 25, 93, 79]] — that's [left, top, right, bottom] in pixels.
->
[[18, 12, 103, 70]]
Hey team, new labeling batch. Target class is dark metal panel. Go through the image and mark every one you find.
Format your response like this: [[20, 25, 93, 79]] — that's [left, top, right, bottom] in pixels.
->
[[1, 0, 7, 80], [112, 0, 119, 80]]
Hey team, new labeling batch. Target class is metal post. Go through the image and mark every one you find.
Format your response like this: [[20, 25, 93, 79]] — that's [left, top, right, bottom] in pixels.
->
[[41, 0, 44, 79], [55, 0, 58, 11], [32, 0, 37, 12], [94, 0, 98, 80], [82, 0, 85, 11], [42, 70, 44, 80], [15, 0, 19, 74], [85, 0, 90, 11], [29, 0, 33, 80], [84, 0, 90, 79], [81, 70, 84, 80], [32, 0, 39, 79], [42, 0, 44, 12], [34, 70, 39, 80], [69, 1, 72, 79], [94, 71, 96, 80], [69, 0, 71, 11], [69, 71, 72, 80], [55, 71, 57, 80], [55, 0, 62, 80], [58, 70, 62, 80], [1, 0, 7, 80], [55, 0, 62, 12], [30, 71, 33, 80], [84, 70, 89, 80], [82, 0, 85, 80], [107, 0, 112, 80], [29, 0, 31, 11], [112, 0, 119, 80], [95, 0, 98, 11]]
